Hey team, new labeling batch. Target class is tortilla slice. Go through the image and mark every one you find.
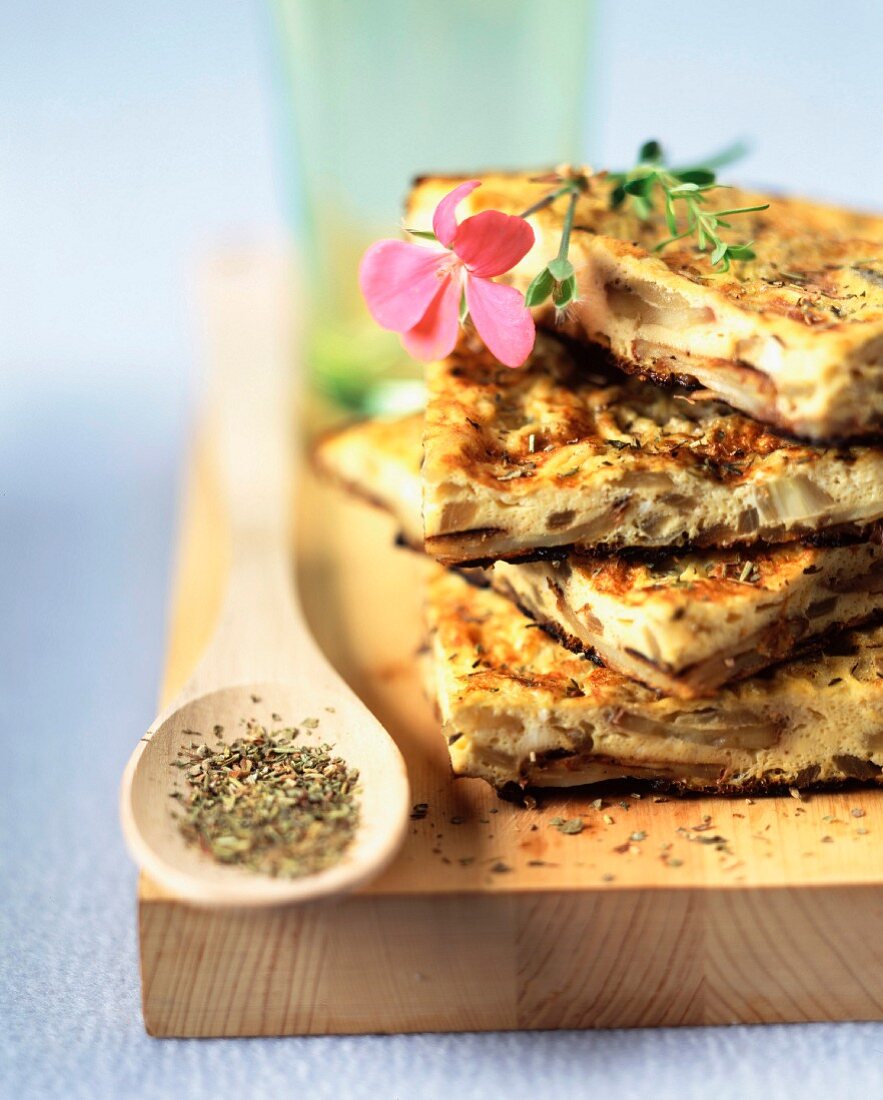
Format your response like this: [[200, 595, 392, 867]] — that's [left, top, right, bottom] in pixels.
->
[[427, 566, 883, 794], [314, 412, 883, 698], [407, 170, 883, 442], [422, 334, 883, 565]]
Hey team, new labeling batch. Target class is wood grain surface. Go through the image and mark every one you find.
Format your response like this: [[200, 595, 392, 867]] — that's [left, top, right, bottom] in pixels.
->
[[138, 397, 883, 1037]]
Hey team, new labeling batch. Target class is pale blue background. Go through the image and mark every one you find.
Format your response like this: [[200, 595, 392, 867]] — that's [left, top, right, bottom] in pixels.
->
[[3, 2, 883, 1097]]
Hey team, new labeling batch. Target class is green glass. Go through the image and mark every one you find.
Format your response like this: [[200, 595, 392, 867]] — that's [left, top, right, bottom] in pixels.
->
[[272, 0, 594, 412]]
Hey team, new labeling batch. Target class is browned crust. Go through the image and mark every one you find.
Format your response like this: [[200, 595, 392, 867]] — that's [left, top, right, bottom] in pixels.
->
[[427, 521, 880, 569], [551, 332, 883, 449], [423, 335, 883, 563], [423, 665, 883, 804], [434, 335, 806, 484], [498, 580, 883, 698], [494, 770, 883, 804], [489, 576, 605, 665], [605, 345, 883, 446]]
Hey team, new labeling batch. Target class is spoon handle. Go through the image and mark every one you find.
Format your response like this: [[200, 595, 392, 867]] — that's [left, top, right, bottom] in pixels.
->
[[200, 251, 298, 545], [188, 251, 309, 688]]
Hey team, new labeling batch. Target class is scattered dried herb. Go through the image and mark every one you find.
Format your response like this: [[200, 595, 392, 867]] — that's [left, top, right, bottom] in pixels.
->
[[170, 719, 359, 878]]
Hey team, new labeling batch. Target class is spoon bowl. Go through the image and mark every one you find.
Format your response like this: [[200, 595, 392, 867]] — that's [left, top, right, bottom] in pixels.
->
[[122, 681, 409, 907]]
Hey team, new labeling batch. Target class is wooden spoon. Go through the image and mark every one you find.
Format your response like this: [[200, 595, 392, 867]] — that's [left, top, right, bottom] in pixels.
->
[[120, 253, 410, 907]]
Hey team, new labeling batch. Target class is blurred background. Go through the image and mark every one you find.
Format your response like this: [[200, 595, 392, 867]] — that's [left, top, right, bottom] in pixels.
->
[[4, 0, 882, 424], [3, 2, 883, 1096]]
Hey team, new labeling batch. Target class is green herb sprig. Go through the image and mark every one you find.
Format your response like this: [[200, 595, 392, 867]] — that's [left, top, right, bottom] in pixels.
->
[[520, 141, 768, 314], [608, 140, 769, 272]]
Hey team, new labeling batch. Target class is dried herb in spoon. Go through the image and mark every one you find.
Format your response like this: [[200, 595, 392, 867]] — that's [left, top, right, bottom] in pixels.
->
[[170, 719, 360, 878]]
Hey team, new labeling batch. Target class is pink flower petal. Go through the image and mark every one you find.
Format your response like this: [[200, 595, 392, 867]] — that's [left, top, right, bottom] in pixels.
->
[[432, 180, 481, 248], [465, 276, 535, 368], [359, 239, 448, 332], [452, 210, 535, 278], [401, 272, 461, 362]]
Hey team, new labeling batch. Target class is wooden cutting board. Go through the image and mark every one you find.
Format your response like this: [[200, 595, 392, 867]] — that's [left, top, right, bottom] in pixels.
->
[[139, 390, 883, 1039]]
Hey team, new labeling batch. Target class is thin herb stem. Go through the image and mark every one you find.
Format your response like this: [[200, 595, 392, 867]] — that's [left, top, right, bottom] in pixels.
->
[[518, 182, 575, 220], [557, 190, 579, 262]]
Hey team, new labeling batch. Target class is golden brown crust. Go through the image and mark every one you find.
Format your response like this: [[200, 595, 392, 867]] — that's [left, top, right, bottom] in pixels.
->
[[422, 334, 883, 563]]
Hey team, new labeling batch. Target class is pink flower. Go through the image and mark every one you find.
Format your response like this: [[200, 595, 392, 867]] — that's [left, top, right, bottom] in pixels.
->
[[359, 181, 536, 367]]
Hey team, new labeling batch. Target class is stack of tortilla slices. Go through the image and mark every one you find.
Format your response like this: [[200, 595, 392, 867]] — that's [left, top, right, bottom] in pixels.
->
[[317, 170, 883, 796]]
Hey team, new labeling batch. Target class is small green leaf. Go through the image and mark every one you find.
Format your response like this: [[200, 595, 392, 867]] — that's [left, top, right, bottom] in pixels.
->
[[639, 139, 663, 164], [727, 242, 756, 260], [623, 174, 654, 196], [548, 257, 574, 282], [664, 195, 678, 235], [677, 168, 716, 185], [524, 267, 554, 308], [552, 274, 578, 308], [714, 203, 769, 216], [610, 182, 626, 208], [710, 240, 728, 266], [406, 228, 438, 241]]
